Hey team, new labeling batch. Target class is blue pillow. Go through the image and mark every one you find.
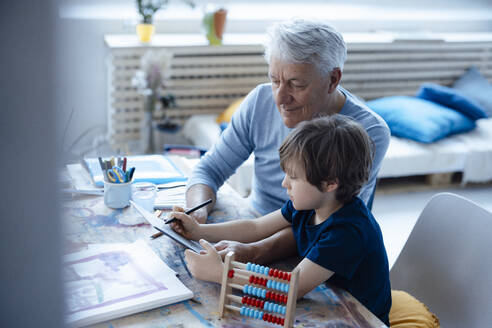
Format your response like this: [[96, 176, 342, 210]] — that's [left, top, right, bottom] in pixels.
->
[[367, 96, 475, 143], [452, 66, 492, 118], [219, 122, 229, 132], [416, 83, 487, 120]]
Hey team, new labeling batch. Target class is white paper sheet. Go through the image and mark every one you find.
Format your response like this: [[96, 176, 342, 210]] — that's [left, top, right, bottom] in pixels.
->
[[154, 185, 186, 210], [63, 240, 192, 327]]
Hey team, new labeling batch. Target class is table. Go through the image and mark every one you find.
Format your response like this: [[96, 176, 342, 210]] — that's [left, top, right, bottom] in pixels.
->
[[61, 158, 386, 328]]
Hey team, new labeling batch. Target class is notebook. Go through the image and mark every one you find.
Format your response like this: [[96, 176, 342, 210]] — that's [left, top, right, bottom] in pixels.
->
[[154, 184, 186, 210], [63, 240, 193, 327], [82, 155, 187, 187]]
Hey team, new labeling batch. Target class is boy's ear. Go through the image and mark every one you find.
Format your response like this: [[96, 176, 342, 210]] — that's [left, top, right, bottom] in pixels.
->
[[322, 180, 338, 192]]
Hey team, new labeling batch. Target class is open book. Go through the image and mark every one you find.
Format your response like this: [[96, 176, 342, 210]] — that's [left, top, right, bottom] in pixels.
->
[[82, 155, 187, 187], [154, 183, 186, 210], [63, 240, 193, 327]]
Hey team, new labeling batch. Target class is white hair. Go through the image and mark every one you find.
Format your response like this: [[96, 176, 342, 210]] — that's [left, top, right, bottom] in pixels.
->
[[264, 19, 347, 76]]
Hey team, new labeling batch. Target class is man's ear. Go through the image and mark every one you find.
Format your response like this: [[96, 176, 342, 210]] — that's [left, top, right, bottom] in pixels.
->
[[327, 68, 342, 93], [322, 180, 338, 192]]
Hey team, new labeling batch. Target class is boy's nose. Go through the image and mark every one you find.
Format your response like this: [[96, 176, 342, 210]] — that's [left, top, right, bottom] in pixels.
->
[[281, 175, 289, 188]]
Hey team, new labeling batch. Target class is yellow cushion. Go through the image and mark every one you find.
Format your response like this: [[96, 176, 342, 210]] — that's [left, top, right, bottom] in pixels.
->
[[216, 97, 244, 124], [390, 290, 440, 328]]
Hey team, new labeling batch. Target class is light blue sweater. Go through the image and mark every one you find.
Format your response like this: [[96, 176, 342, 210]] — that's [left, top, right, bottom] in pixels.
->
[[187, 83, 390, 215]]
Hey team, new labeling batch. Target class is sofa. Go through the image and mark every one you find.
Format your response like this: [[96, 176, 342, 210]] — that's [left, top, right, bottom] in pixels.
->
[[183, 113, 492, 196], [174, 34, 492, 195]]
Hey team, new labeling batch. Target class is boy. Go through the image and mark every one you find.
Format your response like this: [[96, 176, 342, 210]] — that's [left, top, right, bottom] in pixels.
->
[[170, 115, 391, 325]]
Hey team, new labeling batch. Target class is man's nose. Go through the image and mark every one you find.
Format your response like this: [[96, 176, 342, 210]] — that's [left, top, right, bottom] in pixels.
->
[[276, 83, 292, 105]]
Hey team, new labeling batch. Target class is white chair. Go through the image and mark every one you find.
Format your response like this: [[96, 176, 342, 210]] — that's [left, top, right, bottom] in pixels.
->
[[390, 192, 492, 328]]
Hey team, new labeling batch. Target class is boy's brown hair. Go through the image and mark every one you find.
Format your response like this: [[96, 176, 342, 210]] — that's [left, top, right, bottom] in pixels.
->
[[279, 114, 373, 204]]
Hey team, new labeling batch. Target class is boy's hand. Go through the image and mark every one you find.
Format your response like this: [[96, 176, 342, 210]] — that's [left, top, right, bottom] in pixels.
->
[[168, 206, 201, 240], [214, 240, 257, 263], [184, 239, 223, 283]]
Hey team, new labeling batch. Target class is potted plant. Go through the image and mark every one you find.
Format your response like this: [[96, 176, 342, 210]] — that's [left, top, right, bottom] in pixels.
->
[[203, 5, 227, 45], [136, 0, 163, 42], [135, 0, 195, 43]]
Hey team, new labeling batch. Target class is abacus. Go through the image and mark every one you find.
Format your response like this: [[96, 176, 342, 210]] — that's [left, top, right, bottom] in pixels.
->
[[218, 252, 299, 328]]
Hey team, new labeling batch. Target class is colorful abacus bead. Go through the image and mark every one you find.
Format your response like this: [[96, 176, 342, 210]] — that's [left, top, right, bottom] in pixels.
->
[[262, 313, 283, 325], [266, 279, 289, 293], [265, 269, 289, 281], [248, 275, 266, 287], [246, 263, 270, 276], [240, 306, 264, 320], [242, 295, 266, 309], [243, 284, 267, 298], [268, 291, 288, 304]]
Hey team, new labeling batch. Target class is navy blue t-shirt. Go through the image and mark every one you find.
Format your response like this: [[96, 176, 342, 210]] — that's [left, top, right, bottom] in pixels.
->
[[281, 197, 391, 325]]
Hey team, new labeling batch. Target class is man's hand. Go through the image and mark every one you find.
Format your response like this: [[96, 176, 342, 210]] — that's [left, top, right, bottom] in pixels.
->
[[214, 240, 258, 263], [189, 207, 208, 225], [168, 206, 202, 240], [186, 184, 216, 224], [184, 239, 224, 283]]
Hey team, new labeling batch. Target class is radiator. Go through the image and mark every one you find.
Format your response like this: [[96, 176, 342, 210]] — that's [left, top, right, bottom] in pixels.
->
[[105, 34, 492, 150]]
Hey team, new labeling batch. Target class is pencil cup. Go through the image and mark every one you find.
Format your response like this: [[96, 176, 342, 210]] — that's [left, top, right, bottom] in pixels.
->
[[104, 180, 132, 209], [132, 182, 157, 212]]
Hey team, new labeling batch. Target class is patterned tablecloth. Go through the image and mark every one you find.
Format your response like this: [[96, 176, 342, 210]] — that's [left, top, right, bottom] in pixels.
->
[[61, 159, 386, 328]]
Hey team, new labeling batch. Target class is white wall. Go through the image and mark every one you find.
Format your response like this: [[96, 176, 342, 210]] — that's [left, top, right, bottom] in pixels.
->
[[1, 1, 63, 326], [56, 19, 130, 160], [56, 0, 492, 158]]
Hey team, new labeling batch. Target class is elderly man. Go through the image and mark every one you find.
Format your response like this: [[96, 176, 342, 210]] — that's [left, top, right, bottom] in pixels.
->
[[184, 19, 390, 263]]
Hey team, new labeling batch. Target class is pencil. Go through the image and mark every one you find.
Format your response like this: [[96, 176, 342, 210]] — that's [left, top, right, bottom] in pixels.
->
[[97, 157, 105, 171], [165, 198, 213, 224], [151, 231, 164, 239], [150, 210, 165, 239], [128, 167, 136, 181]]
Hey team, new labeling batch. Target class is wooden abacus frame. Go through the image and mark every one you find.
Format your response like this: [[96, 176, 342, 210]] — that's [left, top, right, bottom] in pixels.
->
[[218, 251, 299, 328]]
